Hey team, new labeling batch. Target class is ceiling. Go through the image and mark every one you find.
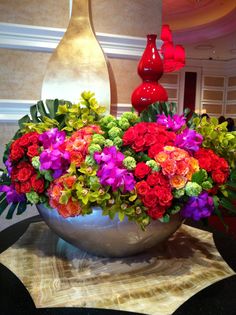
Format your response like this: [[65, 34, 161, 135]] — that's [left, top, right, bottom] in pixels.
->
[[162, 0, 236, 61]]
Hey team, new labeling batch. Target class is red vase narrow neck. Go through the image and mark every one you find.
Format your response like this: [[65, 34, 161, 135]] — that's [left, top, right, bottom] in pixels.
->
[[138, 34, 163, 81], [147, 34, 157, 44]]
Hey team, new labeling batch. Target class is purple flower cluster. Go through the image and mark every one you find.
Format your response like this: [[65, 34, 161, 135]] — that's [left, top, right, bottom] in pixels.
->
[[5, 159, 13, 175], [175, 128, 203, 153], [0, 184, 25, 203], [157, 114, 186, 131], [181, 192, 214, 221], [39, 128, 70, 179], [94, 146, 135, 192]]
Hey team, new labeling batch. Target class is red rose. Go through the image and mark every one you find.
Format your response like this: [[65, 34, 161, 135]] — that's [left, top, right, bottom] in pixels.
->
[[136, 180, 150, 196], [144, 133, 156, 147], [20, 181, 31, 193], [132, 137, 146, 152], [215, 157, 229, 170], [134, 162, 151, 179], [10, 168, 19, 181], [146, 172, 162, 187], [148, 143, 163, 159], [18, 134, 31, 147], [31, 174, 45, 193], [197, 157, 212, 172], [17, 167, 33, 182], [142, 190, 158, 208], [136, 122, 148, 136], [10, 146, 24, 162], [154, 186, 173, 207], [28, 132, 40, 144], [212, 170, 229, 185], [27, 144, 39, 158], [122, 127, 136, 146], [147, 123, 165, 134], [17, 161, 34, 171], [147, 205, 166, 220]]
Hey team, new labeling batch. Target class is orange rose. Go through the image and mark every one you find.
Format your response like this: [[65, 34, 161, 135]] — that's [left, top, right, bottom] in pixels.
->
[[170, 175, 187, 189]]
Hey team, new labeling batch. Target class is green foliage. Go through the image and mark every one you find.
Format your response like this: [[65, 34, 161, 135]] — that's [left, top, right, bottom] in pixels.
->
[[140, 102, 177, 122], [191, 169, 208, 184]]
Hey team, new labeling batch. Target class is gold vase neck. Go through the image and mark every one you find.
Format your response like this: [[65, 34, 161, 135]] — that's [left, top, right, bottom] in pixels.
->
[[71, 0, 90, 21]]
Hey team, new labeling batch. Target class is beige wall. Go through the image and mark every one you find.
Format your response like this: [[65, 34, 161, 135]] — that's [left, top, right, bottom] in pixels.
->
[[0, 0, 162, 36], [0, 0, 70, 28]]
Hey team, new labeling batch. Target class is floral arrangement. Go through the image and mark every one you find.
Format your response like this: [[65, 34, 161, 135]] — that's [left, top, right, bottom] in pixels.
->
[[0, 91, 236, 229]]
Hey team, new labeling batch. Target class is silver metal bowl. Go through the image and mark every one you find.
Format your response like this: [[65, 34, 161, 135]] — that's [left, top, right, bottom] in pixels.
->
[[37, 204, 183, 257]]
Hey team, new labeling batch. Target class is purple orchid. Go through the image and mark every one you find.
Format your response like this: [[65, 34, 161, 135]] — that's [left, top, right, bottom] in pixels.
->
[[39, 128, 66, 149], [94, 146, 124, 166], [5, 158, 13, 175], [157, 114, 186, 131], [40, 149, 70, 179], [0, 184, 25, 203], [175, 128, 203, 153], [180, 191, 214, 221], [94, 146, 135, 192]]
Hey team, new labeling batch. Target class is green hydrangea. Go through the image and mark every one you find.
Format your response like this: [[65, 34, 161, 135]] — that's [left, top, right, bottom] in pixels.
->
[[32, 156, 40, 170], [123, 148, 135, 158], [173, 188, 185, 198], [104, 139, 113, 147], [118, 118, 130, 130], [88, 144, 102, 155], [26, 191, 40, 204], [185, 182, 202, 197], [113, 137, 123, 148], [146, 160, 160, 171], [123, 156, 136, 170], [100, 115, 116, 128], [108, 127, 123, 139], [202, 181, 213, 190], [121, 112, 139, 124], [92, 134, 106, 145], [107, 121, 117, 129]]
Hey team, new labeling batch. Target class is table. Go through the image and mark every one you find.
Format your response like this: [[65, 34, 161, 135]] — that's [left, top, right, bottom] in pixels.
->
[[0, 216, 236, 315]]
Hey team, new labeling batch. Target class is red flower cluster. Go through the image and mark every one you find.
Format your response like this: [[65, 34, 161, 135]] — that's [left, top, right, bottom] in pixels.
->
[[10, 132, 40, 161], [123, 122, 176, 158], [9, 132, 45, 194], [194, 148, 229, 185], [135, 162, 173, 219]]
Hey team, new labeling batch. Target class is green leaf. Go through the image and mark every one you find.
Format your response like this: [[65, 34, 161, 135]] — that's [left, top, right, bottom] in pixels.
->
[[46, 99, 59, 119], [191, 170, 207, 184], [6, 203, 18, 219], [227, 189, 236, 201], [230, 169, 236, 182], [37, 100, 49, 118], [30, 104, 40, 123], [159, 214, 170, 223], [17, 202, 27, 215], [18, 115, 31, 129], [0, 195, 8, 216], [118, 211, 125, 222], [220, 197, 236, 213], [227, 181, 236, 189], [0, 193, 6, 203]]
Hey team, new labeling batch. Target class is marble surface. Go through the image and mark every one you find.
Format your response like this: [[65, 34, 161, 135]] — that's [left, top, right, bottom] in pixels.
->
[[0, 222, 235, 315]]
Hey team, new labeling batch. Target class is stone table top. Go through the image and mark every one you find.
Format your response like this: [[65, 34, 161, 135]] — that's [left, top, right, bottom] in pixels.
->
[[0, 221, 235, 315]]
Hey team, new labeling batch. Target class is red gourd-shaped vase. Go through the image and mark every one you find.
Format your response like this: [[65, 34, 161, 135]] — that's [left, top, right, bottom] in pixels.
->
[[131, 34, 168, 113]]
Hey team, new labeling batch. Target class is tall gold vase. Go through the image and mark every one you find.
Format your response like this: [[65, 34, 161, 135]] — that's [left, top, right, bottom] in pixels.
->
[[41, 0, 111, 113]]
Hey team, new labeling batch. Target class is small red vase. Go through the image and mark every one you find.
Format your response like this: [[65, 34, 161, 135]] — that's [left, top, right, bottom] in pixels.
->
[[131, 34, 168, 113]]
